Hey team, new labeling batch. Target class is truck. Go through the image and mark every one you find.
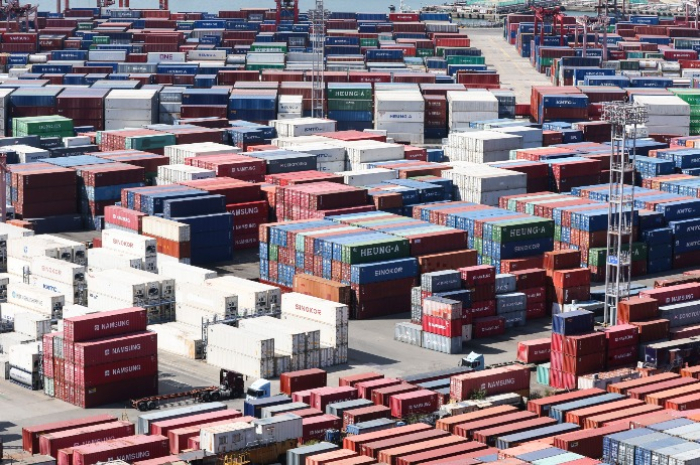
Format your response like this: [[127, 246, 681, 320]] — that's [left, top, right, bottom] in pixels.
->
[[458, 352, 536, 371], [131, 369, 248, 411]]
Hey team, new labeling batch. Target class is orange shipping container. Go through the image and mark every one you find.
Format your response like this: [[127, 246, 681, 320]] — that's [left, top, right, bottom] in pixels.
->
[[378, 436, 467, 465], [665, 392, 700, 411], [565, 399, 643, 426], [343, 424, 432, 452], [627, 377, 696, 400], [472, 417, 557, 446], [607, 372, 679, 395], [584, 404, 664, 428], [360, 430, 449, 459], [396, 441, 488, 465], [436, 405, 519, 433], [453, 411, 537, 439], [645, 383, 700, 406]]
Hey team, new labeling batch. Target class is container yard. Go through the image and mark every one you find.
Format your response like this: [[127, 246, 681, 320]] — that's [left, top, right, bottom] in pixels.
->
[[9, 1, 700, 465]]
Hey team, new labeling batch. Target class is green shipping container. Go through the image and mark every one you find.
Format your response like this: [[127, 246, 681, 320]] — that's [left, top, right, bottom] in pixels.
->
[[246, 64, 285, 71], [620, 60, 640, 70], [269, 245, 278, 262], [341, 237, 410, 264], [490, 218, 554, 243], [327, 87, 373, 99], [327, 99, 373, 111], [416, 49, 434, 57], [644, 53, 663, 59], [250, 44, 288, 53], [125, 134, 177, 150], [446, 55, 485, 65], [92, 36, 110, 44], [14, 116, 74, 136], [536, 363, 550, 385], [78, 22, 94, 30], [589, 242, 647, 266], [360, 38, 378, 47]]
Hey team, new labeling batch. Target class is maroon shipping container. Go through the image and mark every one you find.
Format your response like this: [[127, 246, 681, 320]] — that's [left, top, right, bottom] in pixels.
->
[[23, 415, 118, 454], [640, 283, 700, 306], [607, 346, 637, 368], [631, 319, 670, 342], [64, 307, 148, 342], [310, 386, 358, 411], [75, 355, 158, 388], [58, 448, 76, 465], [453, 411, 537, 439], [40, 421, 134, 459], [552, 268, 591, 288], [563, 332, 606, 356], [604, 324, 638, 350], [372, 384, 419, 407], [75, 374, 158, 409], [343, 405, 391, 428], [395, 441, 488, 465], [511, 269, 547, 290], [292, 389, 313, 404], [150, 410, 241, 437], [563, 352, 606, 376], [359, 430, 449, 459], [516, 338, 550, 363], [389, 389, 439, 419], [473, 317, 506, 338], [450, 366, 530, 400], [280, 368, 327, 395], [301, 414, 342, 443], [472, 417, 557, 446], [356, 378, 402, 400], [527, 388, 605, 417], [585, 404, 664, 428], [628, 377, 697, 400], [339, 372, 384, 387], [553, 423, 628, 459], [167, 416, 253, 454], [343, 424, 433, 452], [74, 332, 157, 367], [666, 392, 700, 411], [72, 435, 169, 465], [460, 265, 496, 287]]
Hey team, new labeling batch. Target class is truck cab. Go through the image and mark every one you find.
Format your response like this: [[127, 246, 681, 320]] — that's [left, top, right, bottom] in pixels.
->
[[246, 378, 271, 401], [458, 352, 485, 371]]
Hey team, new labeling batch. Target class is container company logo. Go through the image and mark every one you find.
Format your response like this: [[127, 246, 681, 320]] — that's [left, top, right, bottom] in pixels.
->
[[94, 319, 131, 333], [105, 363, 142, 378], [374, 266, 403, 277], [294, 303, 322, 315], [113, 237, 134, 249], [359, 244, 401, 258], [109, 451, 150, 462], [41, 264, 62, 276], [479, 377, 515, 391], [105, 343, 141, 357]]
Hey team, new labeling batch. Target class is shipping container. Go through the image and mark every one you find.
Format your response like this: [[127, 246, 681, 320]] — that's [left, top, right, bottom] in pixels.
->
[[23, 415, 118, 454]]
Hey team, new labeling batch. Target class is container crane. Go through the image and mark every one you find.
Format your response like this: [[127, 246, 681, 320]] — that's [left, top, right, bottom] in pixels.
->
[[530, 6, 566, 47], [1, 0, 38, 32], [276, 0, 299, 24]]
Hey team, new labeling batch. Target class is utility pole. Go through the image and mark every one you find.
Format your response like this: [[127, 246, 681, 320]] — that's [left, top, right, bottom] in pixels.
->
[[602, 102, 648, 326]]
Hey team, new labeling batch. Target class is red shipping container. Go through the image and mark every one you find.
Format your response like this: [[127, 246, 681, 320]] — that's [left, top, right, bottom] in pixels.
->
[[640, 283, 700, 306], [527, 388, 605, 417], [396, 442, 487, 465], [460, 265, 496, 287], [104, 205, 146, 232], [39, 422, 135, 459], [563, 332, 606, 356], [343, 405, 391, 428], [473, 317, 505, 338], [292, 389, 313, 404], [72, 435, 169, 465], [516, 338, 551, 363], [301, 414, 342, 443], [422, 315, 463, 338], [563, 352, 606, 376], [666, 392, 700, 411], [552, 268, 591, 288], [628, 377, 697, 400], [23, 415, 117, 454], [63, 307, 148, 342], [607, 346, 638, 368], [511, 268, 547, 290], [372, 384, 420, 407], [356, 378, 402, 400], [343, 424, 433, 452], [339, 372, 384, 387], [280, 368, 327, 395], [75, 355, 158, 388], [605, 324, 639, 349], [150, 409, 242, 437], [390, 389, 439, 418], [471, 300, 496, 319], [378, 436, 467, 465], [617, 297, 659, 323], [310, 386, 358, 411], [553, 423, 628, 459], [74, 332, 157, 367], [279, 408, 323, 418], [450, 366, 530, 400], [544, 250, 581, 270], [167, 416, 253, 454], [607, 373, 679, 395], [631, 319, 670, 342]]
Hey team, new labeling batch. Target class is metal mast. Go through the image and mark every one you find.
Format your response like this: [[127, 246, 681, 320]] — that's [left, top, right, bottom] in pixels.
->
[[310, 0, 326, 118], [602, 102, 648, 326]]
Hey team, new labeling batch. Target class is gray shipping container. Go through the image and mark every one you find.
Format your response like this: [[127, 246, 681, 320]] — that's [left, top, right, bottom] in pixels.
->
[[502, 310, 527, 329], [637, 437, 688, 465], [495, 274, 516, 294], [517, 448, 567, 462], [649, 419, 697, 433], [495, 423, 579, 450], [549, 393, 624, 423], [653, 443, 700, 465], [605, 428, 654, 464], [669, 449, 700, 465], [262, 402, 309, 419], [421, 271, 461, 293], [659, 301, 700, 328], [326, 398, 373, 417], [496, 293, 527, 314], [286, 442, 338, 465], [137, 402, 227, 434], [619, 433, 671, 465], [665, 423, 700, 439]]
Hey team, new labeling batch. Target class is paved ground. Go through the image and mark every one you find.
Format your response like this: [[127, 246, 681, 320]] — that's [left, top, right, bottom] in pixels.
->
[[465, 27, 554, 104]]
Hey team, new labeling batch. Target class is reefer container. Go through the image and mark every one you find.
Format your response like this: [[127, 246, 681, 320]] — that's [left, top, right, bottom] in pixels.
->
[[23, 415, 117, 454], [280, 369, 327, 395], [167, 416, 254, 454], [253, 414, 303, 443], [199, 422, 256, 454]]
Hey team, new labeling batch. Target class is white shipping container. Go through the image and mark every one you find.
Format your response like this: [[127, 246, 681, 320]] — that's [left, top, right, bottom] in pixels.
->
[[253, 415, 303, 443], [8, 145, 50, 163], [8, 341, 41, 373], [88, 50, 127, 61], [375, 111, 425, 123], [337, 168, 398, 186], [175, 303, 225, 328], [285, 143, 345, 163], [277, 95, 303, 114], [208, 324, 275, 359], [87, 291, 138, 311], [31, 257, 85, 285], [187, 50, 228, 61], [164, 142, 240, 165], [271, 135, 332, 148], [273, 118, 336, 138], [246, 52, 286, 64], [13, 310, 52, 339], [118, 267, 174, 299], [200, 422, 256, 454], [87, 270, 148, 302], [8, 282, 63, 318], [88, 248, 146, 273], [148, 321, 203, 359], [105, 90, 159, 110], [374, 91, 425, 113], [158, 261, 216, 284], [147, 52, 187, 63], [344, 141, 404, 166], [177, 282, 238, 316], [205, 276, 280, 312], [30, 275, 80, 305], [318, 161, 346, 172], [239, 317, 306, 355], [207, 345, 275, 379], [634, 95, 691, 115], [279, 318, 323, 349], [281, 293, 349, 327], [142, 216, 191, 242], [58, 304, 95, 331], [102, 229, 157, 258], [445, 163, 528, 192], [447, 91, 499, 112], [157, 164, 216, 184]]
